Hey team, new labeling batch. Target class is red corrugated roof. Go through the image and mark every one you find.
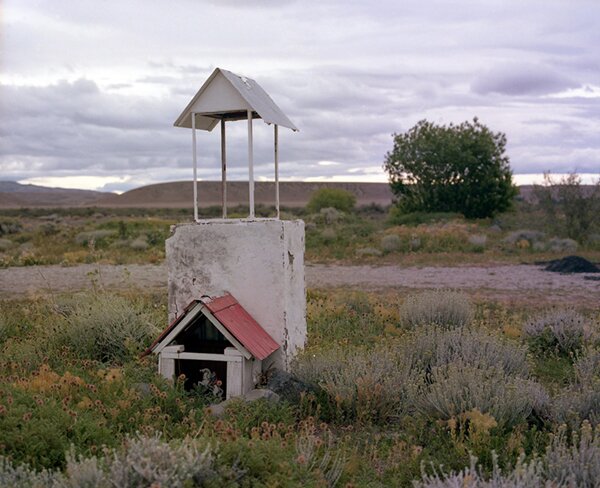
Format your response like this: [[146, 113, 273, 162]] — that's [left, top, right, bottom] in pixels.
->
[[203, 294, 280, 360], [142, 293, 279, 361]]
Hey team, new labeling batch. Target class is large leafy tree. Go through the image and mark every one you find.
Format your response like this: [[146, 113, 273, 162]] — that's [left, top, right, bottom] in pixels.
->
[[383, 118, 517, 219]]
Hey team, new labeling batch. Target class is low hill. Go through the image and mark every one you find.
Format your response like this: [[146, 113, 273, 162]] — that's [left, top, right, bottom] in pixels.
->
[[0, 181, 109, 208], [95, 181, 395, 208]]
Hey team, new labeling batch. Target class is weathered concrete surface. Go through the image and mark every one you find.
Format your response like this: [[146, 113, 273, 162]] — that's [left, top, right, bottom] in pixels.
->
[[166, 219, 307, 371]]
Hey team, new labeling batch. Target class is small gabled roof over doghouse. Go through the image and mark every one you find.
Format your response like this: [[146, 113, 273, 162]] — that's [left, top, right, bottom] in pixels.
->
[[143, 293, 279, 360], [173, 67, 298, 131]]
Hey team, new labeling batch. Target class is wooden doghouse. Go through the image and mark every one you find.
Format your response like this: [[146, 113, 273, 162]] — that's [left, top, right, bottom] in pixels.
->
[[143, 293, 279, 399]]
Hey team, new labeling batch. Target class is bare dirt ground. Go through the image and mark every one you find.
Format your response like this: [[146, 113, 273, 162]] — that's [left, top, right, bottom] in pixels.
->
[[1, 262, 598, 306]]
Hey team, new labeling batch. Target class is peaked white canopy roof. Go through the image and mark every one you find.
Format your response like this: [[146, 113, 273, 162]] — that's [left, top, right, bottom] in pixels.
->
[[174, 68, 298, 131]]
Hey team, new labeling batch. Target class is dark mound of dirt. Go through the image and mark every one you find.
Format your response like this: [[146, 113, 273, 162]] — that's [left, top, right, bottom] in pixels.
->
[[544, 255, 600, 273]]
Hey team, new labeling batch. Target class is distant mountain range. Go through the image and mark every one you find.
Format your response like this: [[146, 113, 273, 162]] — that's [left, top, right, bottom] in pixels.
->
[[0, 181, 395, 209], [0, 181, 109, 208], [0, 180, 576, 209]]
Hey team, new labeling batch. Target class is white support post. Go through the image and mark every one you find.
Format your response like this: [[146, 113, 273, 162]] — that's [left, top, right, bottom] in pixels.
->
[[191, 112, 198, 221], [274, 124, 280, 219], [225, 347, 244, 398], [221, 119, 227, 219], [158, 355, 176, 381], [247, 109, 255, 218]]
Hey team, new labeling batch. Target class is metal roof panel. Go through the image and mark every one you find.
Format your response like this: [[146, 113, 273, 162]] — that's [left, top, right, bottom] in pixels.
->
[[142, 293, 279, 361], [174, 68, 298, 131], [204, 294, 280, 360]]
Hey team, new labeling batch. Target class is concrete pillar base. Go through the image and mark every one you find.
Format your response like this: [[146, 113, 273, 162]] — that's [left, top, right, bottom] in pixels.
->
[[166, 219, 306, 371]]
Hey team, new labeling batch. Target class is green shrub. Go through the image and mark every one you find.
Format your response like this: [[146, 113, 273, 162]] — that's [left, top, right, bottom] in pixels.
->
[[524, 309, 593, 356], [306, 188, 356, 213], [400, 290, 474, 329], [534, 172, 600, 243], [0, 238, 14, 252], [58, 293, 160, 363], [321, 228, 337, 242], [74, 230, 116, 247], [387, 209, 462, 226], [384, 118, 517, 219]]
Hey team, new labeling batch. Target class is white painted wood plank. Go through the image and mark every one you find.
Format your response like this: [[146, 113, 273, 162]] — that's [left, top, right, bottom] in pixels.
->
[[161, 351, 242, 362]]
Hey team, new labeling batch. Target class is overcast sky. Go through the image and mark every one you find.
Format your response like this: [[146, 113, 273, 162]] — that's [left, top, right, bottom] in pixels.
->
[[1, 0, 599, 192]]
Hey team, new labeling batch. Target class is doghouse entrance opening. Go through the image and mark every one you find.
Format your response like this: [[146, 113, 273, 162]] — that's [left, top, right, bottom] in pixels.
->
[[176, 359, 226, 398], [174, 314, 232, 354]]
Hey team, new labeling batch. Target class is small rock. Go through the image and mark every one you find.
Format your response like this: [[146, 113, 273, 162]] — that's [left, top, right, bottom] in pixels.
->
[[133, 383, 152, 397], [207, 388, 281, 417], [207, 402, 227, 417], [265, 369, 313, 403], [243, 388, 280, 403]]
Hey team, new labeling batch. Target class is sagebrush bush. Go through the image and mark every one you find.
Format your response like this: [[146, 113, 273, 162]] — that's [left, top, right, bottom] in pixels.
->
[[553, 383, 600, 426], [129, 236, 149, 250], [321, 228, 337, 242], [524, 309, 593, 355], [355, 247, 382, 257], [402, 326, 530, 378], [400, 290, 474, 329], [545, 422, 600, 487], [548, 237, 578, 253], [74, 230, 116, 246], [0, 434, 216, 488], [58, 293, 160, 363], [293, 345, 415, 423], [467, 234, 487, 251], [413, 363, 548, 428], [574, 347, 600, 384], [0, 457, 57, 487], [319, 207, 342, 224], [418, 422, 600, 487], [415, 453, 545, 488], [0, 238, 14, 252], [503, 229, 545, 245], [381, 234, 401, 253]]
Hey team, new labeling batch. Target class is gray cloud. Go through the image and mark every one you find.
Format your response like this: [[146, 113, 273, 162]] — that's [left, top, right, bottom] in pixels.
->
[[471, 63, 577, 96], [1, 0, 600, 190]]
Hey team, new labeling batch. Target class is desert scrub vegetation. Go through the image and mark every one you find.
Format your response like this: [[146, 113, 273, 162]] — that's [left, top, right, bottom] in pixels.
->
[[524, 309, 597, 356], [2, 202, 600, 267], [56, 293, 161, 363], [400, 289, 474, 329], [416, 422, 600, 487], [0, 210, 177, 267], [1, 288, 600, 486]]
